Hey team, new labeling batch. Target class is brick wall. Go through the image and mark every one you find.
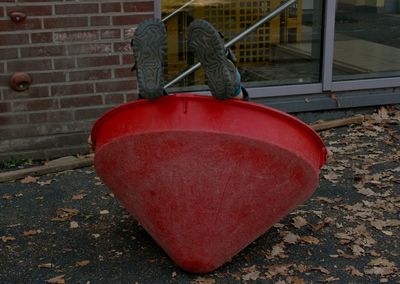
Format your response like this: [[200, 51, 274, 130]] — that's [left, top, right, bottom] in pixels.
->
[[0, 0, 154, 161]]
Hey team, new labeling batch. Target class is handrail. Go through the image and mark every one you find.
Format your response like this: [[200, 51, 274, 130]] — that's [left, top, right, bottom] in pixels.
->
[[162, 0, 195, 22], [165, 0, 297, 89]]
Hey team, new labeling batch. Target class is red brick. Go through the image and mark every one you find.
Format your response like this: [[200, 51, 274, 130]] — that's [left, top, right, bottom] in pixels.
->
[[90, 16, 110, 26], [31, 71, 66, 84], [31, 32, 53, 44], [7, 59, 52, 72], [54, 30, 98, 42], [0, 114, 28, 125], [101, 3, 121, 13], [51, 83, 94, 96], [112, 15, 152, 26], [0, 6, 4, 17], [77, 55, 119, 68], [0, 63, 5, 73], [75, 106, 113, 120], [60, 95, 102, 108], [69, 70, 111, 82], [29, 110, 73, 124], [114, 67, 134, 79], [125, 92, 139, 101], [20, 45, 66, 58], [123, 2, 154, 12], [0, 34, 29, 45], [7, 5, 52, 16], [13, 98, 58, 112], [122, 54, 134, 65], [55, 4, 99, 15], [44, 17, 88, 29], [54, 58, 76, 70], [114, 42, 132, 53], [68, 43, 112, 56], [0, 19, 41, 32], [0, 102, 11, 112], [104, 93, 125, 105], [0, 48, 18, 60], [96, 80, 136, 93], [100, 29, 121, 40], [3, 86, 50, 100]]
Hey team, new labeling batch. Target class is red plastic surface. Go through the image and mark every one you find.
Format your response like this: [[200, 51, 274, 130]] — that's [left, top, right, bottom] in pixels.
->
[[92, 94, 327, 273]]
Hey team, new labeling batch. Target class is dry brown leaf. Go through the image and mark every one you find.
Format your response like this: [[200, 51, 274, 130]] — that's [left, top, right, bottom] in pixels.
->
[[292, 216, 308, 229], [70, 221, 79, 229], [313, 217, 335, 231], [71, 194, 86, 200], [1, 236, 16, 242], [318, 276, 340, 282], [38, 263, 54, 269], [283, 232, 300, 244], [22, 229, 41, 237], [312, 266, 330, 274], [76, 260, 90, 267], [269, 242, 288, 259], [20, 176, 37, 184], [300, 236, 320, 244], [266, 264, 292, 277], [46, 275, 65, 284], [38, 180, 52, 186], [345, 265, 363, 277], [351, 244, 365, 256], [1, 194, 12, 200], [337, 249, 357, 259], [51, 208, 80, 221], [287, 276, 305, 284]]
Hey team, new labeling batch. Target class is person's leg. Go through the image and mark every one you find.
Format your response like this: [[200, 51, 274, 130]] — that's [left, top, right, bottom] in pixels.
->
[[188, 19, 247, 100], [131, 18, 167, 100]]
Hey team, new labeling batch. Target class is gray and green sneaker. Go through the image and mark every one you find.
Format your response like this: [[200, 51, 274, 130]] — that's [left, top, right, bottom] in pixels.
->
[[188, 19, 242, 100], [131, 18, 167, 100]]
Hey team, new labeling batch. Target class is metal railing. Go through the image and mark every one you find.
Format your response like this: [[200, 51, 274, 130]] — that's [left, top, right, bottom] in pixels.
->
[[164, 0, 297, 88], [162, 0, 195, 22]]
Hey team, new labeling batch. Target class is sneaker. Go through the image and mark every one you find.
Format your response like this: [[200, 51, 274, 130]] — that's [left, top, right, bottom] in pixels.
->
[[188, 20, 241, 100], [131, 18, 167, 100]]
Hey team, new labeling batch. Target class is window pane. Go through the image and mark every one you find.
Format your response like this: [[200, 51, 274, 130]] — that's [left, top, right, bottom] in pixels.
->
[[333, 0, 400, 81], [161, 0, 324, 91]]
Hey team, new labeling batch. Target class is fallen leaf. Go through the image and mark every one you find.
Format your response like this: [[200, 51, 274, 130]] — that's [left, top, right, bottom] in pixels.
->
[[312, 266, 330, 274], [292, 216, 308, 229], [1, 194, 12, 200], [337, 249, 357, 259], [72, 194, 86, 200], [269, 242, 288, 259], [266, 264, 292, 277], [283, 232, 300, 244], [100, 210, 109, 215], [38, 263, 54, 269], [351, 244, 365, 256], [300, 236, 320, 244], [1, 236, 16, 242], [76, 260, 90, 267], [51, 208, 80, 221], [318, 276, 339, 282], [23, 229, 41, 237], [38, 180, 52, 186], [20, 176, 37, 184], [192, 277, 216, 284], [345, 265, 363, 277], [242, 265, 261, 281], [46, 275, 65, 284], [70, 221, 79, 229], [92, 234, 100, 239]]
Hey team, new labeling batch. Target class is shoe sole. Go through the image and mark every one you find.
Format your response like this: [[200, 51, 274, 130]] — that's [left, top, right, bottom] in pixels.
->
[[131, 18, 167, 100], [188, 20, 237, 100]]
